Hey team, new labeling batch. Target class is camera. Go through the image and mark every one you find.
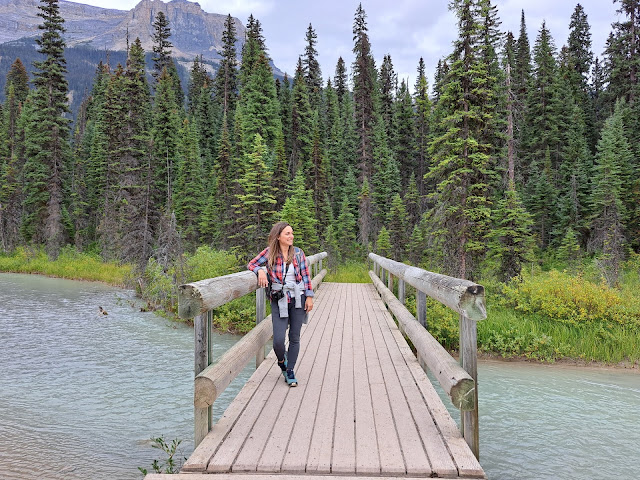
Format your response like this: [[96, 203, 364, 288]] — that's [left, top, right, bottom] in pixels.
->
[[267, 287, 284, 301]]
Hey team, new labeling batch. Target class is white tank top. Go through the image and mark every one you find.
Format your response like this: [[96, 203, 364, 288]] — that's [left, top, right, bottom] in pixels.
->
[[284, 262, 296, 285]]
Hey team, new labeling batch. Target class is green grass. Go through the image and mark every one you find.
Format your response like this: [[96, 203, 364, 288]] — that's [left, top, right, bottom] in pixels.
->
[[478, 306, 640, 364], [324, 260, 371, 283], [0, 246, 132, 286]]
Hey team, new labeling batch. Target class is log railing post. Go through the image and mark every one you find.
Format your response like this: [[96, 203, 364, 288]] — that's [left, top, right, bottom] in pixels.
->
[[417, 290, 427, 328], [460, 314, 479, 459], [256, 287, 266, 368], [387, 272, 393, 292], [194, 313, 210, 447], [398, 279, 405, 305]]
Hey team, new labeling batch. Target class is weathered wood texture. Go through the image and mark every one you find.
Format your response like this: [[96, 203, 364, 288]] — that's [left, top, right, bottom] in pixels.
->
[[368, 253, 486, 321], [179, 252, 328, 319], [178, 283, 485, 479], [369, 271, 475, 411]]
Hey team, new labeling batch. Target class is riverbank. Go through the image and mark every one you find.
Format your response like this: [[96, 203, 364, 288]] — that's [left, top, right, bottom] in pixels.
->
[[0, 247, 133, 286], [2, 251, 638, 367]]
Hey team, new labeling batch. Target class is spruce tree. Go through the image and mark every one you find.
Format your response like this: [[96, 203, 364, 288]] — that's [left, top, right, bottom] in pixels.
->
[[213, 14, 239, 119], [426, 0, 498, 279], [334, 56, 348, 104], [488, 180, 534, 281], [231, 133, 277, 256], [588, 101, 632, 284], [151, 67, 182, 211], [302, 23, 323, 110], [386, 193, 408, 261], [393, 78, 416, 189], [378, 54, 396, 138], [352, 3, 377, 245], [173, 118, 204, 248], [100, 39, 154, 265], [567, 4, 595, 149], [21, 0, 71, 257], [0, 60, 30, 251], [235, 51, 282, 156], [414, 58, 431, 198], [289, 57, 313, 176], [375, 226, 391, 257], [279, 170, 319, 253]]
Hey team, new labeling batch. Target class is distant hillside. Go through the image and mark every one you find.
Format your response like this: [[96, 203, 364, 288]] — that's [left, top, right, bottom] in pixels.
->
[[0, 0, 285, 118], [0, 0, 246, 65], [0, 38, 192, 119]]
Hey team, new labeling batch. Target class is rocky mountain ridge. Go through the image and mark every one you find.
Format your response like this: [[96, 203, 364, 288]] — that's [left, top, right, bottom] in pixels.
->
[[0, 0, 247, 65]]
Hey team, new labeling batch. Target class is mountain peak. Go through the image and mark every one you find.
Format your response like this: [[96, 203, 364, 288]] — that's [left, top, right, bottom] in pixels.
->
[[0, 0, 246, 65]]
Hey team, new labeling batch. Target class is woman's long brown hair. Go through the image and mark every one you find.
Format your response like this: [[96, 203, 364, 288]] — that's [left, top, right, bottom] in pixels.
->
[[267, 221, 293, 269]]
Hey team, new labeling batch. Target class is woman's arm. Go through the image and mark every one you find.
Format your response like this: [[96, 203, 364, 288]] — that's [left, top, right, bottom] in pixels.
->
[[248, 248, 270, 287]]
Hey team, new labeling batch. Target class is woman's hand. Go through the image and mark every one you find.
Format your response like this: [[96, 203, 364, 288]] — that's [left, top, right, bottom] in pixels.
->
[[305, 296, 313, 313], [257, 269, 268, 288]]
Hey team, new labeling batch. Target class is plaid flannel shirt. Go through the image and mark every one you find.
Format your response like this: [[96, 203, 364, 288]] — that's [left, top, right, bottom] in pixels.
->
[[248, 247, 314, 299]]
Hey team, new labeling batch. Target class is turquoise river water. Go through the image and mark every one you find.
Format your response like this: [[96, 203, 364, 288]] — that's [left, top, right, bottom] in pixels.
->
[[0, 273, 638, 479]]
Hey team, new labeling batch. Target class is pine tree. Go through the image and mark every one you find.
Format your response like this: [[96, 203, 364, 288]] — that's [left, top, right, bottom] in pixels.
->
[[187, 55, 209, 115], [289, 57, 313, 177], [378, 54, 396, 138], [235, 51, 282, 156], [393, 78, 416, 189], [21, 0, 71, 257], [279, 170, 319, 253], [414, 58, 431, 198], [231, 133, 277, 256], [152, 67, 182, 211], [488, 180, 534, 281], [213, 14, 239, 119], [386, 193, 408, 261], [302, 23, 322, 110], [152, 12, 172, 81], [375, 226, 391, 257], [173, 118, 204, 248], [100, 39, 154, 265], [352, 3, 377, 245], [334, 56, 348, 104], [588, 101, 632, 284], [426, 0, 498, 279]]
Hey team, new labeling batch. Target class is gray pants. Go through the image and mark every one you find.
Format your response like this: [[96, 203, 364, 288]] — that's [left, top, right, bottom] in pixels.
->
[[271, 295, 305, 370]]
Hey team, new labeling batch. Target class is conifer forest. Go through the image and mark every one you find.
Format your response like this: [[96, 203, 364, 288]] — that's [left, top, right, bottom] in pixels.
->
[[1, 0, 639, 288]]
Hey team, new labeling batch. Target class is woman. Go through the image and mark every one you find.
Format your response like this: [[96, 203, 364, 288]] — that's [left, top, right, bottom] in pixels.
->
[[248, 221, 314, 387]]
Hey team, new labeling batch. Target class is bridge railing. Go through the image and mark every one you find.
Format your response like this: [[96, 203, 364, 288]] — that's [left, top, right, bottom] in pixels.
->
[[178, 252, 328, 447], [368, 252, 486, 459]]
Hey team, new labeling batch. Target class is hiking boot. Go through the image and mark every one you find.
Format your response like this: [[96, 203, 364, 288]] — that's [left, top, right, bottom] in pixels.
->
[[278, 353, 288, 381], [286, 368, 298, 387]]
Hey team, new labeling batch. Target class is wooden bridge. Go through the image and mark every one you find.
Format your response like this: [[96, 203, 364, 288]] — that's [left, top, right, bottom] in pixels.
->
[[146, 253, 487, 480]]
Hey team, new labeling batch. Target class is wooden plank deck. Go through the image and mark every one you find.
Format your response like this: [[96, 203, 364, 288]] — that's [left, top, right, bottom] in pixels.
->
[[166, 282, 485, 479]]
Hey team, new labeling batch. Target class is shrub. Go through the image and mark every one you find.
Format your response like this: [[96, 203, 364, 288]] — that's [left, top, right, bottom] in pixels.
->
[[499, 269, 640, 329]]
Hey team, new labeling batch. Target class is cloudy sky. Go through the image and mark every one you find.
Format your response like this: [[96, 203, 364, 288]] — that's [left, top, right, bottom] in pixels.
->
[[72, 0, 621, 88]]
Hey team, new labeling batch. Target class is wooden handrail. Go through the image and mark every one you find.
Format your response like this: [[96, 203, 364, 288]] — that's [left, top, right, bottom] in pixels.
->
[[368, 253, 486, 321], [178, 252, 328, 319], [368, 252, 484, 460], [193, 269, 326, 409], [183, 252, 327, 447], [369, 271, 475, 410]]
